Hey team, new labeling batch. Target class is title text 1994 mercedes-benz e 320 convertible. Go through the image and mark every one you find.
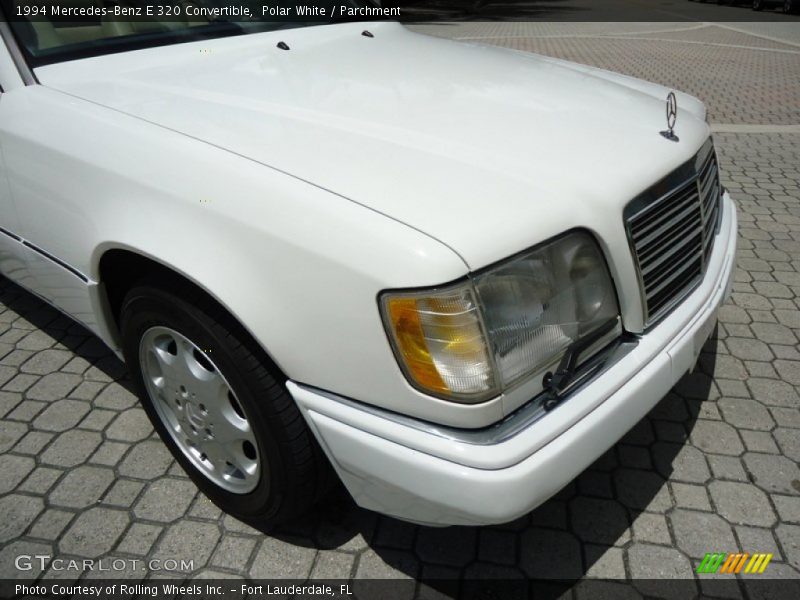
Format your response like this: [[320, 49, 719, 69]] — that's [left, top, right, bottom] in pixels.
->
[[0, 2, 736, 526]]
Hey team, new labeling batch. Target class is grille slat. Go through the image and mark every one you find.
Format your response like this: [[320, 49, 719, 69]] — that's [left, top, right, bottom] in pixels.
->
[[626, 140, 722, 326]]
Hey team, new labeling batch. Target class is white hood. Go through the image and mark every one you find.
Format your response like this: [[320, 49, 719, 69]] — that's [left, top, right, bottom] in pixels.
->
[[36, 21, 710, 269]]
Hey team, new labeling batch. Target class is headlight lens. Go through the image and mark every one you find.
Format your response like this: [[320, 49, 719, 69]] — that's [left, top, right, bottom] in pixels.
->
[[381, 231, 620, 403]]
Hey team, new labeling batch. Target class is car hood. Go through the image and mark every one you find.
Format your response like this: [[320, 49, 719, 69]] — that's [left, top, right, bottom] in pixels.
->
[[36, 22, 710, 269]]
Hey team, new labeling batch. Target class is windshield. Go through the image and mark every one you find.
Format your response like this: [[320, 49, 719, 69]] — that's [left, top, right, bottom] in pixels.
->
[[3, 1, 380, 66]]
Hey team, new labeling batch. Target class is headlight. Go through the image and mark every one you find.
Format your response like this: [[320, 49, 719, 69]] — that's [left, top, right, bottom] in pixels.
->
[[381, 231, 620, 403]]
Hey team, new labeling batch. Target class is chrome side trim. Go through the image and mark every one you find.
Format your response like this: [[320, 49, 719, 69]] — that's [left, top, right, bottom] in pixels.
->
[[0, 19, 37, 85], [297, 336, 638, 447]]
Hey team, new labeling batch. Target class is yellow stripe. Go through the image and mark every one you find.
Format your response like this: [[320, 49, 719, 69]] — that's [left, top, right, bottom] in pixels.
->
[[758, 554, 773, 574], [745, 554, 764, 574]]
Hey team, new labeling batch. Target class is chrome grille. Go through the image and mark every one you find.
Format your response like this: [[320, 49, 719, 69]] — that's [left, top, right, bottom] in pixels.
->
[[626, 140, 722, 327]]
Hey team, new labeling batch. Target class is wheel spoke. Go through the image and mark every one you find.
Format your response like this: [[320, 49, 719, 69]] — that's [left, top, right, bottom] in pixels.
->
[[139, 325, 261, 494]]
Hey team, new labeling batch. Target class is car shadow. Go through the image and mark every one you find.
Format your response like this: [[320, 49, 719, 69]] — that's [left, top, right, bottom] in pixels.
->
[[0, 275, 717, 595], [0, 276, 132, 388], [264, 332, 719, 597]]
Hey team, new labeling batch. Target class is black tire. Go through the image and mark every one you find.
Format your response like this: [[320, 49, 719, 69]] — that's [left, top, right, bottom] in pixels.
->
[[120, 277, 333, 525], [753, 0, 764, 9]]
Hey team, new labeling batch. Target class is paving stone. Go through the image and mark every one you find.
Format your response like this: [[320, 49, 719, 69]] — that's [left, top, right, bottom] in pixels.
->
[[49, 465, 115, 509], [40, 429, 102, 467], [690, 420, 744, 456], [89, 440, 130, 467], [0, 419, 26, 453], [95, 383, 138, 410], [79, 408, 117, 431], [528, 500, 567, 529], [769, 407, 800, 428], [735, 526, 780, 557], [577, 471, 613, 498], [519, 528, 582, 579], [106, 408, 152, 442], [0, 494, 44, 543], [653, 442, 710, 483], [0, 540, 52, 579], [309, 550, 356, 580], [7, 399, 46, 422], [741, 430, 780, 453], [708, 481, 777, 527], [671, 482, 712, 511], [708, 455, 749, 482], [0, 391, 23, 419], [772, 495, 800, 524], [743, 453, 800, 495], [16, 330, 57, 351], [13, 430, 53, 455], [354, 548, 418, 582], [773, 427, 800, 461], [632, 512, 671, 546], [670, 510, 738, 558], [25, 373, 81, 402], [774, 360, 800, 386], [718, 397, 776, 431], [726, 338, 774, 361], [17, 466, 62, 494], [115, 522, 163, 556], [134, 478, 197, 522], [614, 469, 672, 512], [102, 479, 145, 508], [775, 524, 800, 568], [152, 520, 221, 572], [584, 545, 625, 579], [32, 399, 90, 432], [28, 509, 74, 540], [19, 349, 72, 375], [59, 507, 129, 558], [118, 440, 173, 479], [416, 526, 477, 567], [570, 497, 630, 546], [750, 322, 798, 345], [747, 378, 800, 408], [628, 544, 696, 599], [0, 453, 35, 494], [249, 536, 317, 579], [69, 380, 106, 401], [477, 529, 517, 565], [211, 536, 258, 571]]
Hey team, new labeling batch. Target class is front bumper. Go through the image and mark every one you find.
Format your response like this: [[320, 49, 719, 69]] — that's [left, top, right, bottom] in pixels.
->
[[289, 193, 738, 526]]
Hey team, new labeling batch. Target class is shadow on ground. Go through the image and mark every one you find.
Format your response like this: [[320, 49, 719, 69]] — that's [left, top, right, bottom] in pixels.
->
[[0, 276, 718, 597]]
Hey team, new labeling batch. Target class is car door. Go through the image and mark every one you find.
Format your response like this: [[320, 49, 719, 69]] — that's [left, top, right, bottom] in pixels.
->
[[0, 32, 32, 288]]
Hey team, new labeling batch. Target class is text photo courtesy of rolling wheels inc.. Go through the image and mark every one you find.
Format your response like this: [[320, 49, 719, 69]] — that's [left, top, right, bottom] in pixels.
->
[[1, 1, 800, 599]]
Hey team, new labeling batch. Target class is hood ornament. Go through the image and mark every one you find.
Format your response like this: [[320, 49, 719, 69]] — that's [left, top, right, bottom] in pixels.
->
[[660, 92, 679, 142]]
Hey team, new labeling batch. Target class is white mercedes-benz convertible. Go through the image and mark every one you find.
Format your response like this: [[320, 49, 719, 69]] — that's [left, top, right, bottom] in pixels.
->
[[0, 2, 737, 526]]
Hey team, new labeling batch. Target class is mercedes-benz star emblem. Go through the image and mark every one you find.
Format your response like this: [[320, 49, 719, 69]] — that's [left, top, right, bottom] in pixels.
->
[[660, 91, 679, 142]]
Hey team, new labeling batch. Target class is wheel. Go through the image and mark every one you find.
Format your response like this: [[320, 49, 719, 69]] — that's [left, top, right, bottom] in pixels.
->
[[120, 278, 333, 524], [753, 0, 764, 9]]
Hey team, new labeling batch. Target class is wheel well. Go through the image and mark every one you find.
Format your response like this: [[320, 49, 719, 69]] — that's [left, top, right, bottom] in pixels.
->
[[99, 250, 181, 327], [98, 249, 288, 382]]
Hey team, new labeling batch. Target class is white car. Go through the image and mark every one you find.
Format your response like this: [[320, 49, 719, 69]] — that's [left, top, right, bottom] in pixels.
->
[[0, 4, 737, 527]]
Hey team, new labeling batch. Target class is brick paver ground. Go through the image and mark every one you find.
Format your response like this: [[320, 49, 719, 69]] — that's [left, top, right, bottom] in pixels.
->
[[1, 21, 799, 597]]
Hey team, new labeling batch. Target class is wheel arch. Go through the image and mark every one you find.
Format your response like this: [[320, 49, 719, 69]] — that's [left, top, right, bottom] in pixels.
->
[[95, 245, 288, 381]]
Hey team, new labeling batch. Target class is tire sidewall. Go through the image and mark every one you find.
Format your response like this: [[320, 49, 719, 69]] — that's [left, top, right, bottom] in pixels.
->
[[121, 288, 287, 520]]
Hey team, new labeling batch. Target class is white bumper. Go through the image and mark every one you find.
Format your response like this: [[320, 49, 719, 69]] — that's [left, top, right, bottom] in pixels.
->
[[290, 194, 738, 526]]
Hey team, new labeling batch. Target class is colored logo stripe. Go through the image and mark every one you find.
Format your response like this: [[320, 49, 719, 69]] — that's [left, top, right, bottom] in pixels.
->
[[696, 553, 773, 574]]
